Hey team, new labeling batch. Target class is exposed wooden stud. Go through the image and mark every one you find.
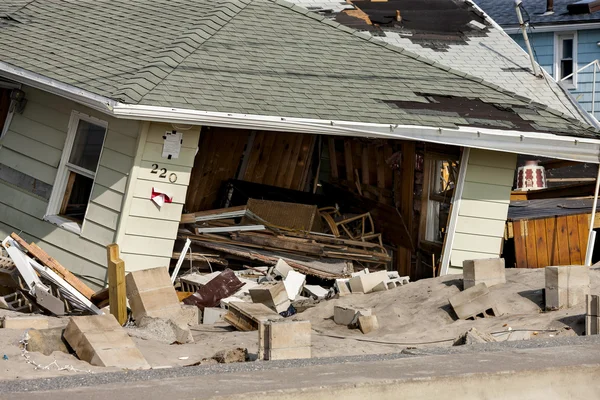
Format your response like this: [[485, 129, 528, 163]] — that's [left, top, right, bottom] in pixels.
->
[[344, 140, 354, 182], [107, 243, 127, 325], [59, 171, 77, 215], [327, 138, 339, 179], [398, 142, 415, 276]]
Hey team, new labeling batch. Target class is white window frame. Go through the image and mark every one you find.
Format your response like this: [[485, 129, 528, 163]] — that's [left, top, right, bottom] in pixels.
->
[[45, 111, 108, 234], [0, 82, 21, 142], [554, 31, 578, 89]]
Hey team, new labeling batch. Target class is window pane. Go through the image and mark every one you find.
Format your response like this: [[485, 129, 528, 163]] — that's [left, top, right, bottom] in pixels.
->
[[68, 119, 106, 173], [562, 39, 573, 59], [61, 172, 94, 223], [561, 59, 573, 80]]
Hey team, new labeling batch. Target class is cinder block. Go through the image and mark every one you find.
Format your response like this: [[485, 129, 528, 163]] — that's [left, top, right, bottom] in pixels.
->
[[249, 282, 290, 313], [586, 294, 600, 317], [586, 315, 600, 336], [260, 320, 311, 360], [448, 283, 500, 320], [333, 306, 371, 327], [64, 315, 150, 369], [283, 270, 306, 301], [126, 267, 181, 322], [463, 258, 506, 289], [358, 315, 379, 334], [203, 307, 227, 324], [545, 266, 590, 311], [349, 270, 389, 294], [3, 315, 49, 330]]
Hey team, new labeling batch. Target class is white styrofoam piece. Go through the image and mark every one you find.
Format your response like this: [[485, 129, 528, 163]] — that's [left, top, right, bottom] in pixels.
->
[[284, 270, 306, 301], [303, 285, 329, 300]]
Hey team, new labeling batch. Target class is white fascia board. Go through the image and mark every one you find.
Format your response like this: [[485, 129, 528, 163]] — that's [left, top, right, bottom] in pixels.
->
[[504, 22, 600, 35], [0, 61, 116, 114], [113, 103, 600, 163]]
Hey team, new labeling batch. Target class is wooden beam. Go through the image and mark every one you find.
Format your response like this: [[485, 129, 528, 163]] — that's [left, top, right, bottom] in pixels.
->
[[328, 138, 339, 179], [107, 243, 127, 326], [398, 142, 415, 276], [10, 233, 95, 300]]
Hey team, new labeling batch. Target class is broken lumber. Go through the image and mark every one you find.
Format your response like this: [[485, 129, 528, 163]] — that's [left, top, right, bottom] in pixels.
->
[[181, 205, 247, 224], [10, 233, 95, 300]]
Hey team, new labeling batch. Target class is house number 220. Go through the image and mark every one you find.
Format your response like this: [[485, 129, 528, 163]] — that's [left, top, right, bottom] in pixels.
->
[[151, 164, 178, 183]]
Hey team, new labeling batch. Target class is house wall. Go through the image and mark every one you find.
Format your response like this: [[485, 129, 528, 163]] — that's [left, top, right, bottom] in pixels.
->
[[511, 29, 600, 119], [448, 149, 517, 274], [0, 86, 140, 289], [117, 122, 201, 272]]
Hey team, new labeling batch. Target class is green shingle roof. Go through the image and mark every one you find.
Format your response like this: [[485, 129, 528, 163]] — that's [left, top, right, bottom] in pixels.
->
[[0, 0, 596, 137]]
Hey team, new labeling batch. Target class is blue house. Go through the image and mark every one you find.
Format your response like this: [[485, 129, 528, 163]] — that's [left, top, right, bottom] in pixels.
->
[[475, 0, 600, 120]]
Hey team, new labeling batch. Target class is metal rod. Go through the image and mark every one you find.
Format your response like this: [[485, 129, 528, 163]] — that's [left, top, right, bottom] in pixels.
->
[[585, 165, 600, 266], [560, 60, 598, 82], [515, 1, 540, 77]]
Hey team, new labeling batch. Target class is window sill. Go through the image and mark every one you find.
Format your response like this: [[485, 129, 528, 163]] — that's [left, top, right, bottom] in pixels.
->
[[43, 215, 82, 235]]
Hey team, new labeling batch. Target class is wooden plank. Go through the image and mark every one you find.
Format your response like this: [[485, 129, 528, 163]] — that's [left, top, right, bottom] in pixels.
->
[[274, 134, 296, 188], [107, 243, 127, 326], [534, 218, 549, 269], [513, 220, 528, 268], [250, 131, 277, 184], [399, 141, 415, 276], [293, 134, 315, 191], [232, 232, 324, 256], [181, 205, 247, 224], [566, 214, 583, 265], [546, 217, 559, 266], [184, 129, 213, 211], [556, 216, 571, 265], [344, 140, 354, 182], [10, 232, 95, 300], [262, 135, 288, 186], [327, 138, 338, 179]]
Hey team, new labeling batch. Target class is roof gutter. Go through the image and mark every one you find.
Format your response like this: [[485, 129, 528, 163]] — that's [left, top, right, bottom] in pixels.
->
[[504, 22, 600, 35], [112, 103, 600, 164], [0, 61, 117, 114]]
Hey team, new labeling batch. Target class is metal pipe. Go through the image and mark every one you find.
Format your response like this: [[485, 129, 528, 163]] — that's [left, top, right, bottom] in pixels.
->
[[515, 0, 541, 77], [585, 164, 600, 266]]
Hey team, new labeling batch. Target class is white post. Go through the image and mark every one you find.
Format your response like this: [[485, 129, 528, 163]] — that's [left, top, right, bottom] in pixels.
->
[[593, 62, 597, 117], [515, 1, 540, 77], [585, 165, 600, 266], [171, 238, 192, 284]]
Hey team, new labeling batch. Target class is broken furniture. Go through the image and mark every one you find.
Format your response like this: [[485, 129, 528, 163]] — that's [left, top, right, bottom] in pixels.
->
[[545, 265, 590, 311], [448, 283, 501, 320]]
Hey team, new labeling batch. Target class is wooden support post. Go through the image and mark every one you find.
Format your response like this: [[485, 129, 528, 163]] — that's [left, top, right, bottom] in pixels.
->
[[107, 244, 127, 326], [398, 142, 415, 276]]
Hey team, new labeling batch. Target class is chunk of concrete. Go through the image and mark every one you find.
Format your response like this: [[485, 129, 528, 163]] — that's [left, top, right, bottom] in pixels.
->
[[273, 259, 294, 279], [175, 305, 201, 326], [203, 307, 227, 324], [213, 347, 248, 363], [358, 315, 379, 334], [3, 315, 49, 330], [249, 281, 290, 313], [26, 328, 71, 356], [302, 285, 329, 300], [283, 270, 306, 301], [453, 328, 496, 346], [64, 315, 150, 369], [260, 320, 311, 360], [545, 265, 590, 311], [335, 279, 352, 297], [448, 283, 500, 320], [463, 258, 506, 290], [351, 269, 369, 277], [126, 267, 181, 322], [333, 306, 372, 327], [349, 270, 389, 294]]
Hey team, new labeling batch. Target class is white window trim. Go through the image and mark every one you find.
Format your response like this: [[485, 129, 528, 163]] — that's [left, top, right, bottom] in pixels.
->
[[554, 31, 578, 89], [0, 84, 21, 142], [45, 110, 108, 234]]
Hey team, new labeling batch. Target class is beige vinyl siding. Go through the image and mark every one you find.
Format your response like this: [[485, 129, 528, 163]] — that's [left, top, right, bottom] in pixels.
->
[[119, 122, 200, 272], [450, 149, 517, 271], [0, 86, 140, 288]]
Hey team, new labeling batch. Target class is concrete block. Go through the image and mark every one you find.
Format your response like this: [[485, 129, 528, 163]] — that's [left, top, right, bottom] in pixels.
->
[[463, 258, 506, 289], [284, 270, 306, 301], [261, 320, 311, 360], [349, 270, 389, 294], [448, 283, 500, 320], [303, 285, 329, 300], [126, 267, 181, 322], [371, 281, 389, 293], [249, 282, 290, 313], [335, 279, 351, 297], [545, 266, 590, 311], [3, 315, 49, 330], [273, 259, 294, 278], [26, 328, 71, 356], [203, 307, 227, 324], [586, 294, 600, 317], [586, 315, 600, 336], [453, 328, 496, 346], [333, 306, 371, 327], [351, 269, 369, 277], [358, 315, 379, 334], [175, 305, 201, 326], [64, 315, 150, 369]]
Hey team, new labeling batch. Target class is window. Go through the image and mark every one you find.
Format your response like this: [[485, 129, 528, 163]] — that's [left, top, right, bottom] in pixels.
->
[[555, 33, 577, 88], [46, 112, 107, 233], [423, 156, 459, 244]]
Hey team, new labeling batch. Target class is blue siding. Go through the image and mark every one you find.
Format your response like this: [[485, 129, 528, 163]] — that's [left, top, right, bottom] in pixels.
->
[[509, 29, 600, 120]]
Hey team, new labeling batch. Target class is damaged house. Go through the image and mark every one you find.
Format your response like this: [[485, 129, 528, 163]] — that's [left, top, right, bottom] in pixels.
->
[[0, 0, 599, 290]]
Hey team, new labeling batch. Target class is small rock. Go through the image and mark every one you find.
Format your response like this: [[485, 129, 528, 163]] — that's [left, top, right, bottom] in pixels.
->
[[212, 347, 248, 364], [131, 316, 194, 344], [453, 327, 496, 346]]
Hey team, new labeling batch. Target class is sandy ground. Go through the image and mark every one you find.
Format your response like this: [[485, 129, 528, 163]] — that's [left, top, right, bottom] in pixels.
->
[[0, 266, 596, 381]]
